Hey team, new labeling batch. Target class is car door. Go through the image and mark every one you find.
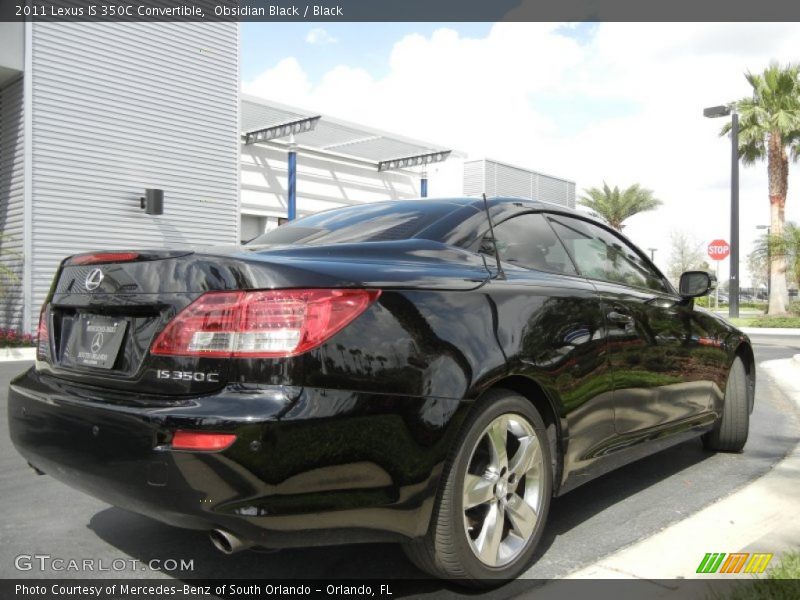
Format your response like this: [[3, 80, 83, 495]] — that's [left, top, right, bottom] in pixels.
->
[[547, 214, 714, 435], [477, 212, 617, 481]]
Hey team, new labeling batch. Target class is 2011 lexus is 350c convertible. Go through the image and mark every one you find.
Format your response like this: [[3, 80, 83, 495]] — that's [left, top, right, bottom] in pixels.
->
[[9, 197, 754, 585]]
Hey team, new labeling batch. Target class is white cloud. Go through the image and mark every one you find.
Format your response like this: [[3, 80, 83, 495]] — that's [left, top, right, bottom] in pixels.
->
[[244, 57, 312, 103], [305, 28, 337, 45], [243, 23, 800, 284]]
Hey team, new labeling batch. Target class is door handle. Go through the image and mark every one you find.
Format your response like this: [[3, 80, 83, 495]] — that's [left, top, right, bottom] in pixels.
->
[[607, 311, 633, 324]]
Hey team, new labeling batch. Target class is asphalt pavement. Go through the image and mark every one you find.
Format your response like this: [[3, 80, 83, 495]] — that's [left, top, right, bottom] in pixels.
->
[[1, 333, 798, 599]]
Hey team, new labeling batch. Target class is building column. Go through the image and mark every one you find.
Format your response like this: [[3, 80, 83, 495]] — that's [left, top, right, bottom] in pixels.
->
[[420, 169, 428, 198], [287, 138, 297, 220]]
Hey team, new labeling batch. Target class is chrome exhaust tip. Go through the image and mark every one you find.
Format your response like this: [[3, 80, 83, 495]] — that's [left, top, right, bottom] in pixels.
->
[[209, 529, 255, 555]]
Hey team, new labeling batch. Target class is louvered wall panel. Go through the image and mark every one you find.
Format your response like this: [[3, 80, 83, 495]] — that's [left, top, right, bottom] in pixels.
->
[[462, 159, 485, 196], [463, 158, 575, 208], [30, 22, 239, 331], [0, 77, 25, 330], [495, 162, 534, 198]]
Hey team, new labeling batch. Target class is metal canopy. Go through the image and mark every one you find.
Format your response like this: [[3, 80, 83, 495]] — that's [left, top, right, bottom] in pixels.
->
[[244, 116, 321, 144], [378, 151, 452, 172], [241, 95, 457, 170]]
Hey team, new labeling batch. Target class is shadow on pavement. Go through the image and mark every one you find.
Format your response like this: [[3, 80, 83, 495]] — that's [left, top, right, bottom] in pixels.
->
[[86, 437, 717, 598]]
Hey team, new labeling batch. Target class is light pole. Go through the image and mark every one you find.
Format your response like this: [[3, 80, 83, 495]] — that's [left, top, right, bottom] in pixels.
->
[[756, 224, 771, 301], [703, 104, 740, 319], [648, 247, 657, 262]]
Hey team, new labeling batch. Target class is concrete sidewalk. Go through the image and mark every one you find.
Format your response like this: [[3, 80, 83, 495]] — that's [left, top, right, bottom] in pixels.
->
[[740, 327, 800, 336], [527, 356, 800, 597]]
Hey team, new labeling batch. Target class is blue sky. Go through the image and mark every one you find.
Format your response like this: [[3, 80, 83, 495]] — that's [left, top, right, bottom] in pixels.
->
[[241, 21, 607, 134], [241, 22, 494, 81], [239, 22, 800, 277], [241, 22, 598, 82]]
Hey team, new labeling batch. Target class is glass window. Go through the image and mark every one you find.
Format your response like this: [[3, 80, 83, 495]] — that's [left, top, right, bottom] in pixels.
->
[[247, 201, 462, 247], [549, 216, 668, 292], [479, 213, 577, 275]]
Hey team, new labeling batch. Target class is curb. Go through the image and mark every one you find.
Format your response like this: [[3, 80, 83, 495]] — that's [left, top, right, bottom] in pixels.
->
[[533, 357, 800, 586], [0, 347, 36, 362]]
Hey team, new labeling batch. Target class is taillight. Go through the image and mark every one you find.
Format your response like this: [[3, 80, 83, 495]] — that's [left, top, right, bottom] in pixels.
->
[[36, 305, 50, 362], [68, 252, 140, 265], [150, 289, 380, 358], [171, 430, 236, 451]]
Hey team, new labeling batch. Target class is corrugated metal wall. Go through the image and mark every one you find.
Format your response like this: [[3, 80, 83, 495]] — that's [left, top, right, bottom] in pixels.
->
[[29, 22, 240, 331], [463, 158, 575, 208], [0, 77, 25, 331]]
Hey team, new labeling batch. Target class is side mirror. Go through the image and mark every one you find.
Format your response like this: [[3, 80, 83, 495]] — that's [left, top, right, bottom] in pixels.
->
[[679, 271, 717, 298]]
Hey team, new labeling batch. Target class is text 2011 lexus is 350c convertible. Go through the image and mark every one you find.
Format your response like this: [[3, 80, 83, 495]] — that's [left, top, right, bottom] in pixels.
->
[[9, 197, 754, 585]]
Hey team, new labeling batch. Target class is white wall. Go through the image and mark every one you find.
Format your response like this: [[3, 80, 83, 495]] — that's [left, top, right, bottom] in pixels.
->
[[241, 142, 425, 219], [425, 158, 464, 199], [0, 23, 24, 86], [0, 77, 25, 330]]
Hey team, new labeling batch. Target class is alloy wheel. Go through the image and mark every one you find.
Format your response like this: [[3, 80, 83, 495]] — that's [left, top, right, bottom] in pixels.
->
[[462, 413, 545, 567]]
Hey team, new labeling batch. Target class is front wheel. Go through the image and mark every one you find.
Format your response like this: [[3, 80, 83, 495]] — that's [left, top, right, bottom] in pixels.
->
[[703, 356, 750, 452], [403, 389, 553, 586]]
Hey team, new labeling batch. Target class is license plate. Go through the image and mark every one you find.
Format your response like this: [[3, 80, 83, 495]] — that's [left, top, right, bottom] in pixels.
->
[[63, 315, 128, 369]]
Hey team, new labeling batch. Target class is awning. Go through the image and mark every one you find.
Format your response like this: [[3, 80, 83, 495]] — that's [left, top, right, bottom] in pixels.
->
[[241, 95, 458, 171]]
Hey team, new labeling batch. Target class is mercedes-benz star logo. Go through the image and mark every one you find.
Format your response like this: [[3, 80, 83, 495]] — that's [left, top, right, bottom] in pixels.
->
[[85, 268, 104, 291], [90, 332, 104, 354]]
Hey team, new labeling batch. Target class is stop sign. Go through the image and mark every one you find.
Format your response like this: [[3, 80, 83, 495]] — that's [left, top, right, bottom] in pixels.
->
[[708, 239, 730, 261]]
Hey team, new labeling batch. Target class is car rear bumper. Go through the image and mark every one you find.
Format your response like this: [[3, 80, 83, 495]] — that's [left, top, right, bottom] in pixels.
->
[[8, 368, 468, 547]]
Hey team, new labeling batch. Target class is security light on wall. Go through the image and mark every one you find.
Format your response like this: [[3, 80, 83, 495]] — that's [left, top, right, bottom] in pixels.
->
[[140, 189, 164, 215]]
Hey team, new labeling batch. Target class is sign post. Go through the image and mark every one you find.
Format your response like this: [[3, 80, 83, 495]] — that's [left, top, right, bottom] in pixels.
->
[[707, 239, 730, 312]]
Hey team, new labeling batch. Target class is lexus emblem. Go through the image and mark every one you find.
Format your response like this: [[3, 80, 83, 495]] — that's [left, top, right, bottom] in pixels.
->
[[85, 268, 104, 291], [90, 332, 104, 354]]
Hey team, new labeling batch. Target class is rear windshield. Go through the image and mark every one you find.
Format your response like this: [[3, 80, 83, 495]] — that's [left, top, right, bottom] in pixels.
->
[[247, 201, 461, 246]]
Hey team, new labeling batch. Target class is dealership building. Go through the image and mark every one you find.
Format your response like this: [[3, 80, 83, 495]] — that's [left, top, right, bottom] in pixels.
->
[[0, 22, 575, 333]]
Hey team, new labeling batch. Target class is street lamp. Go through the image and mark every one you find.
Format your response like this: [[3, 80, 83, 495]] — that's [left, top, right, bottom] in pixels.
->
[[704, 104, 740, 319], [647, 248, 657, 261], [756, 224, 771, 301]]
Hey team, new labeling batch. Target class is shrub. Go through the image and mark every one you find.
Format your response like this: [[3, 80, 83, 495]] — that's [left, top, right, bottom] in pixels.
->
[[0, 328, 35, 348]]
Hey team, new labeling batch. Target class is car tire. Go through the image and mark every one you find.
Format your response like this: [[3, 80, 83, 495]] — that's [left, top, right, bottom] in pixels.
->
[[403, 389, 552, 586], [703, 356, 749, 452]]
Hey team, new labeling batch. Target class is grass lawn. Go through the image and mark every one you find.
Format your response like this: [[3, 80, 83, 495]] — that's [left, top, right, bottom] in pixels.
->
[[727, 316, 800, 328], [714, 552, 800, 600], [703, 300, 800, 328]]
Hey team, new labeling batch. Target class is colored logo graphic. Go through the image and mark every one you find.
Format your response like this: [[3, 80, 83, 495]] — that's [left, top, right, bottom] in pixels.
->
[[697, 552, 773, 574]]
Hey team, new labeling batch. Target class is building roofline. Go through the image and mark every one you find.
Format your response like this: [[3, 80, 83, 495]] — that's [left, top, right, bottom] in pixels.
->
[[241, 93, 467, 159], [466, 157, 575, 185]]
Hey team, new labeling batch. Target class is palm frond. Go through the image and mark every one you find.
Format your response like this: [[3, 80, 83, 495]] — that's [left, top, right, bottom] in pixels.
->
[[578, 182, 661, 230], [722, 62, 800, 170]]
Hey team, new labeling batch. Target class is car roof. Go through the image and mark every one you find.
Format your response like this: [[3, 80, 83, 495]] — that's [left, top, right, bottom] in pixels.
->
[[347, 196, 585, 218]]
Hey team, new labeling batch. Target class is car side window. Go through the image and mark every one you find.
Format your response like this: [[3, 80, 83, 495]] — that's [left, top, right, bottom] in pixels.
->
[[548, 216, 668, 292], [479, 213, 577, 275]]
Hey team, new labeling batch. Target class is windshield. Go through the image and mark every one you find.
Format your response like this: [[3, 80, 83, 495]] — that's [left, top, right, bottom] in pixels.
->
[[247, 201, 463, 246]]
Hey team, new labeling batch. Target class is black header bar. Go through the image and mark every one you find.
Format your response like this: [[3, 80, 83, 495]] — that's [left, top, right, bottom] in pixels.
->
[[2, 0, 800, 22]]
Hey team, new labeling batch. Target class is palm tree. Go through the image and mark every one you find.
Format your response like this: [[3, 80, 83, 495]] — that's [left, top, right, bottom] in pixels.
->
[[722, 62, 800, 315], [751, 223, 800, 301], [578, 182, 662, 231]]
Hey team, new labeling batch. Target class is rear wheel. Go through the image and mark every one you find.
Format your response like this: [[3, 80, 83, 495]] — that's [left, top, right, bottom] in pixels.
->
[[703, 356, 750, 452], [403, 389, 552, 586]]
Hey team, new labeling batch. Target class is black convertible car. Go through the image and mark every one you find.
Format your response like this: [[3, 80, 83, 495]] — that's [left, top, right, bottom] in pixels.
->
[[9, 197, 754, 585]]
